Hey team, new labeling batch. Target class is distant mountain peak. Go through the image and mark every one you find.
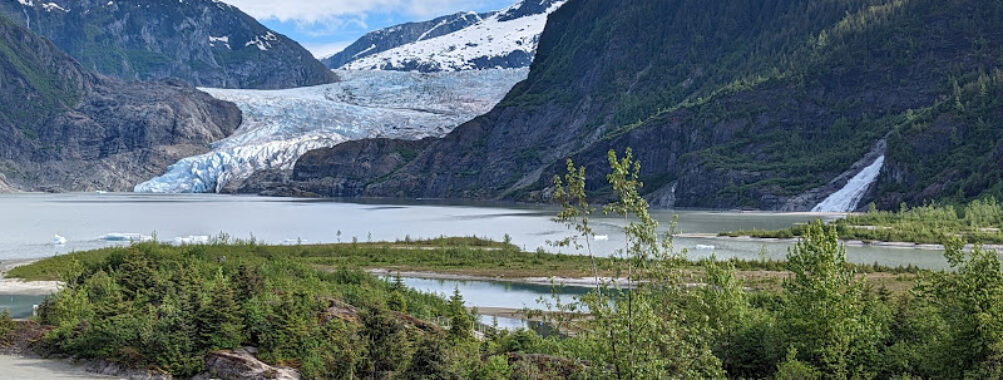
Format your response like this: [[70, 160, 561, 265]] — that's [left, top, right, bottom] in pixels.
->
[[324, 0, 566, 72], [2, 0, 336, 89]]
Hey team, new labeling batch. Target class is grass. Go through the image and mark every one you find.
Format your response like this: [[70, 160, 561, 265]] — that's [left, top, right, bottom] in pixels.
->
[[720, 198, 1003, 245], [8, 236, 925, 295]]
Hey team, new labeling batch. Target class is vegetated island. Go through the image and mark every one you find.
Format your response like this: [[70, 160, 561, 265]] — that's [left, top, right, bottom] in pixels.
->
[[720, 198, 1003, 245]]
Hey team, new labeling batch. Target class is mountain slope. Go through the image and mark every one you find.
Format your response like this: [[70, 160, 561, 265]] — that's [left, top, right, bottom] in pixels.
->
[[0, 13, 241, 192], [335, 0, 566, 72], [292, 0, 1003, 211], [321, 11, 488, 69], [0, 0, 336, 89]]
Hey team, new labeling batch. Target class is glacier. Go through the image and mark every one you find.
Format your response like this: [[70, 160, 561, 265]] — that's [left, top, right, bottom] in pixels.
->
[[812, 155, 886, 213], [135, 68, 529, 193]]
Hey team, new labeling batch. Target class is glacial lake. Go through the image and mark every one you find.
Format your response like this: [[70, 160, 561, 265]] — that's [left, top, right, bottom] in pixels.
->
[[0, 193, 963, 269]]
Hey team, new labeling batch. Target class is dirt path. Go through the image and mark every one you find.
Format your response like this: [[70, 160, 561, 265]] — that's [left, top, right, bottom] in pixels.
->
[[0, 355, 113, 379]]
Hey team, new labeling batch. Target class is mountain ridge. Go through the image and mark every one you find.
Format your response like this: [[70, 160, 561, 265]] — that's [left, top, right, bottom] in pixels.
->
[[287, 0, 1003, 211], [0, 13, 242, 192], [328, 0, 565, 72], [0, 0, 336, 89]]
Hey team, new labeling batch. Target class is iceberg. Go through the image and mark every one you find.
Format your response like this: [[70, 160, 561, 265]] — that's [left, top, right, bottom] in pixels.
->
[[136, 68, 528, 193], [52, 234, 66, 245], [99, 233, 154, 242], [173, 235, 211, 245]]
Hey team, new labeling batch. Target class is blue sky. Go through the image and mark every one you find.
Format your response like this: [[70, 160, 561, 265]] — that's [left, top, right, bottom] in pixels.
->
[[220, 0, 515, 58]]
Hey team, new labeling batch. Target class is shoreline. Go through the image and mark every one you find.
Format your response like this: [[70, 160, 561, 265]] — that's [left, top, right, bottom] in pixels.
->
[[0, 259, 62, 296], [367, 268, 623, 288], [675, 233, 1003, 252]]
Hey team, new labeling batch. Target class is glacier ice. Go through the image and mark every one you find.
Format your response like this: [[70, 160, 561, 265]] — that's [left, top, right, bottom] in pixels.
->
[[135, 68, 528, 193], [812, 155, 885, 213]]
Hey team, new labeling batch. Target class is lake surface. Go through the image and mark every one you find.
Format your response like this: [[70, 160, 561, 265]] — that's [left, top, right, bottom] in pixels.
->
[[0, 294, 45, 319], [0, 193, 958, 269]]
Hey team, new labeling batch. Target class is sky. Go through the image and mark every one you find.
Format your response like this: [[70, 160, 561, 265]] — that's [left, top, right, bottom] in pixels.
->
[[219, 0, 516, 58]]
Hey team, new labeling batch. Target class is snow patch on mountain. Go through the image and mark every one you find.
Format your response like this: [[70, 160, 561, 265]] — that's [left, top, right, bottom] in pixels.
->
[[135, 69, 529, 193], [342, 0, 565, 72]]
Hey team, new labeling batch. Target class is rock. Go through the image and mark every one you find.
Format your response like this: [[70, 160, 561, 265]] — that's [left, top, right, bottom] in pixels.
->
[[85, 360, 173, 380], [0, 16, 243, 192], [197, 347, 301, 380]]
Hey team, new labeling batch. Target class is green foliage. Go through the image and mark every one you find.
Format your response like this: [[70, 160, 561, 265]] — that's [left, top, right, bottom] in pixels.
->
[[725, 198, 1003, 244], [552, 149, 726, 379], [778, 221, 888, 378], [24, 242, 465, 378], [0, 309, 14, 346], [919, 239, 1003, 377]]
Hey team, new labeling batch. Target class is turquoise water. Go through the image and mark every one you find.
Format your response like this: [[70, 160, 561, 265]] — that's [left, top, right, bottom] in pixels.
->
[[0, 294, 45, 319]]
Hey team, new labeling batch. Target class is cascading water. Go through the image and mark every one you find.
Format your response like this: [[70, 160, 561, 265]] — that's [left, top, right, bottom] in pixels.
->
[[812, 155, 885, 212]]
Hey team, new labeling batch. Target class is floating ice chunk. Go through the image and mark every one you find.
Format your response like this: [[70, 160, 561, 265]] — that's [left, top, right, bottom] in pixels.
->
[[52, 234, 67, 245], [694, 244, 716, 250], [99, 233, 154, 242], [594, 235, 609, 241], [174, 235, 211, 245]]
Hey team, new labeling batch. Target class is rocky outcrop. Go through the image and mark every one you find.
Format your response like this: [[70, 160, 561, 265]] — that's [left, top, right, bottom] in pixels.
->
[[0, 14, 242, 192], [85, 360, 173, 380], [0, 174, 13, 193], [1, 0, 336, 89], [196, 347, 301, 380], [278, 138, 434, 197]]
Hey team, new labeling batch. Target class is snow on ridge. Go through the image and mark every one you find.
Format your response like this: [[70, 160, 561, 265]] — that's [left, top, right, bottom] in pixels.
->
[[41, 2, 68, 12], [135, 68, 529, 193], [342, 1, 566, 72], [209, 35, 230, 49], [244, 31, 277, 51], [812, 155, 886, 213]]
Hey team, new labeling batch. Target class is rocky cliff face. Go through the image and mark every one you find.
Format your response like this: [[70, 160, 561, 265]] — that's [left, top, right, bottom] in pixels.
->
[[0, 14, 242, 192], [0, 0, 336, 89], [290, 0, 1003, 210]]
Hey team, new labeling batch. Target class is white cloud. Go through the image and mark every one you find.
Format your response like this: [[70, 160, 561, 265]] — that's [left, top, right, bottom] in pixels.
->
[[220, 0, 499, 23], [302, 41, 353, 59]]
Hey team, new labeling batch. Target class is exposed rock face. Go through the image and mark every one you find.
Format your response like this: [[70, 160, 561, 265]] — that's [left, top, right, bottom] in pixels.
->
[[0, 14, 242, 192], [282, 138, 435, 198], [1, 0, 336, 89], [290, 0, 1003, 210], [197, 347, 301, 380], [0, 174, 13, 193]]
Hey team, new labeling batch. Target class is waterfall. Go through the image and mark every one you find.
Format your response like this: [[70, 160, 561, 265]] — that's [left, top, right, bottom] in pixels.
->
[[812, 155, 885, 212]]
